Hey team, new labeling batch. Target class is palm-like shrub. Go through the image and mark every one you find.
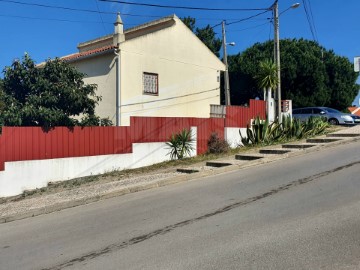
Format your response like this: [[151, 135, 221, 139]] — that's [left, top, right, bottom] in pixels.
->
[[166, 129, 194, 160]]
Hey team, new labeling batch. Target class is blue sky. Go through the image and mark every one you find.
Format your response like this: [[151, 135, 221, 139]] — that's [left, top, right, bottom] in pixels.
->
[[1, 0, 359, 103]]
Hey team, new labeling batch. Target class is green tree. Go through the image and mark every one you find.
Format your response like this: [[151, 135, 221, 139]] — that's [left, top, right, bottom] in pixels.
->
[[181, 16, 196, 32], [254, 59, 278, 91], [228, 39, 359, 110], [254, 59, 278, 121], [181, 17, 222, 57], [0, 80, 5, 127], [1, 54, 112, 129]]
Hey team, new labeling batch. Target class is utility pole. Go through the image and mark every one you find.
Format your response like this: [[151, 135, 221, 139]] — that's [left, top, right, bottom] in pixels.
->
[[273, 0, 281, 122], [222, 20, 231, 106]]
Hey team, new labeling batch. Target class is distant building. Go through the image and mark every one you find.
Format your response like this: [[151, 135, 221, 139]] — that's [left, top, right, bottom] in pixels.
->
[[61, 14, 225, 126]]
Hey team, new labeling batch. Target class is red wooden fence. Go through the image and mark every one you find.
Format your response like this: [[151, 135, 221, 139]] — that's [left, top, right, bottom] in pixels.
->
[[0, 100, 265, 171]]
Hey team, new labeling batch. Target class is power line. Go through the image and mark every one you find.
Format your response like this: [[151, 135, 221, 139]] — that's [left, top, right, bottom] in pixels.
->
[[226, 10, 270, 26], [0, 0, 116, 14], [0, 0, 161, 18], [227, 21, 271, 33], [210, 11, 270, 30], [0, 13, 144, 27], [121, 88, 220, 107], [0, 0, 276, 23], [0, 13, 114, 24], [122, 95, 219, 114], [302, 0, 318, 42], [94, 0, 108, 34], [99, 0, 268, 12], [307, 0, 319, 41]]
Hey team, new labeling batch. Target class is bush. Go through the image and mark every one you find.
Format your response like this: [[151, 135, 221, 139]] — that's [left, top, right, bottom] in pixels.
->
[[240, 116, 329, 146], [166, 128, 194, 160], [207, 132, 230, 154]]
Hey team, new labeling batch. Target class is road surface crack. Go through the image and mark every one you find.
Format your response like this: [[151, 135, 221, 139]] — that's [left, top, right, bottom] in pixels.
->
[[42, 160, 360, 270]]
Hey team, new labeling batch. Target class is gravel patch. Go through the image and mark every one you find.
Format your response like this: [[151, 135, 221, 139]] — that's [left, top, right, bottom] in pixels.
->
[[0, 172, 181, 219]]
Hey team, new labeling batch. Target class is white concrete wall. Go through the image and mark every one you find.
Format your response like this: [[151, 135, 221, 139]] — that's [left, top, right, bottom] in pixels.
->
[[267, 96, 275, 123], [0, 127, 197, 198], [225, 127, 248, 148]]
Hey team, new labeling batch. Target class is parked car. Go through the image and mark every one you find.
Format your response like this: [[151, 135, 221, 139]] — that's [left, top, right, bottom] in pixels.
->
[[351, 114, 360, 124], [292, 107, 354, 125]]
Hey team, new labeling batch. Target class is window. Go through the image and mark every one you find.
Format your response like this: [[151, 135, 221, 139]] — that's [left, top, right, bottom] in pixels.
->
[[302, 108, 312, 114], [312, 108, 323, 114], [292, 109, 302, 114], [143, 72, 158, 95]]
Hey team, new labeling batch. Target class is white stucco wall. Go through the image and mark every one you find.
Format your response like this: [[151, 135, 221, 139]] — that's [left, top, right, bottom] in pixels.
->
[[119, 18, 225, 126], [225, 127, 248, 148], [0, 127, 197, 198], [71, 17, 225, 126], [71, 54, 118, 123]]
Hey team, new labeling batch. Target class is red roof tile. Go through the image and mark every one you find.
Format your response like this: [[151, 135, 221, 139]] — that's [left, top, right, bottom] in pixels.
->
[[348, 106, 360, 116], [62, 45, 116, 61]]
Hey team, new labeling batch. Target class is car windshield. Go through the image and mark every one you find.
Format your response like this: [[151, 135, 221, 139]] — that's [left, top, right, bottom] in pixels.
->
[[324, 108, 341, 114]]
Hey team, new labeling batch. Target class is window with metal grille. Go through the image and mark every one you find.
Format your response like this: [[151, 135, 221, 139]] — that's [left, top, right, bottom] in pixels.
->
[[143, 72, 158, 95]]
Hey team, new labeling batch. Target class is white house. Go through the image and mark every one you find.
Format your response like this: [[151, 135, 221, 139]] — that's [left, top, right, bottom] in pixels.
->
[[62, 14, 225, 126]]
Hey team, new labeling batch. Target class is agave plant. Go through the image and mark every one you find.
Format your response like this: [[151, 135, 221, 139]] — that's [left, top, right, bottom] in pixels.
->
[[239, 116, 280, 146], [166, 128, 194, 160], [239, 115, 330, 147]]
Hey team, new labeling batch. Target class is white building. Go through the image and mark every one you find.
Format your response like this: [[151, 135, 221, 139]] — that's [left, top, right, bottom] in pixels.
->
[[62, 14, 225, 126]]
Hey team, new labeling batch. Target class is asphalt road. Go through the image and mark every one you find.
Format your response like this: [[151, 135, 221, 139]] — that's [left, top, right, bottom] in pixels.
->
[[1, 141, 360, 270]]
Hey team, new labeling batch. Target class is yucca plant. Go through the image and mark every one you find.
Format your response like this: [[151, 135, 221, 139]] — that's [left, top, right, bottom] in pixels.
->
[[166, 128, 194, 160]]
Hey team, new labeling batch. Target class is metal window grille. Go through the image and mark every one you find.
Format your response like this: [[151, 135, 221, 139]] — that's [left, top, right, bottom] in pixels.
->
[[143, 72, 158, 95]]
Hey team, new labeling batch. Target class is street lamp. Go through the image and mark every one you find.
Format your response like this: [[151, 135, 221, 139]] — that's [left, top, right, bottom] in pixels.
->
[[222, 21, 235, 106], [272, 0, 300, 121]]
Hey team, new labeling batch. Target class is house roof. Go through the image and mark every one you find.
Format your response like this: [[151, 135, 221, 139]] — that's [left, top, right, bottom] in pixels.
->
[[77, 15, 176, 50], [57, 13, 224, 70], [58, 15, 177, 63], [348, 106, 360, 116], [62, 45, 116, 62]]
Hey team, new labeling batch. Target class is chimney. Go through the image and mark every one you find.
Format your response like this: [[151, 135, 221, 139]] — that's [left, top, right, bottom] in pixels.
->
[[113, 12, 125, 48]]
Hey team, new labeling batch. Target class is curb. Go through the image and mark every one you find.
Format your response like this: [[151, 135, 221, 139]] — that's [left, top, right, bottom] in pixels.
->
[[1, 134, 360, 224]]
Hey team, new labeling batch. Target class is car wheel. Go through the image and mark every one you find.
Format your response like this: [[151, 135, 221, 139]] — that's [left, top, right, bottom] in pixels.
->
[[328, 118, 339, 125]]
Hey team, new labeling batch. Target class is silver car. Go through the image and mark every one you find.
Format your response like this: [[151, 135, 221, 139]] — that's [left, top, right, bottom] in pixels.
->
[[292, 107, 354, 125]]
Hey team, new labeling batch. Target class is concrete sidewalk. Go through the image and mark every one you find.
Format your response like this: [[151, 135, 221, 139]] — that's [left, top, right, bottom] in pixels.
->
[[1, 125, 360, 224]]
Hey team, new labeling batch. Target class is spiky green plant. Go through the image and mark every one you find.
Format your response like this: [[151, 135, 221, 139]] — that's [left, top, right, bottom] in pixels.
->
[[239, 115, 330, 147], [166, 128, 194, 160], [254, 59, 279, 91]]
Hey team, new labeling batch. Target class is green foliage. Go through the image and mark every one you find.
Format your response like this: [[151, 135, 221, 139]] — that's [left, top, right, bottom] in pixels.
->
[[0, 80, 5, 127], [239, 116, 329, 146], [254, 59, 278, 91], [195, 25, 222, 57], [1, 54, 112, 129], [228, 39, 359, 109], [207, 132, 230, 154], [166, 129, 194, 160], [181, 16, 196, 32], [181, 17, 222, 57]]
